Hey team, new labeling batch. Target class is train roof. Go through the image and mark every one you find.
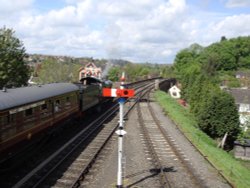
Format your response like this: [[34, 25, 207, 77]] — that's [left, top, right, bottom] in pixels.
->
[[0, 83, 79, 111], [80, 77, 102, 83]]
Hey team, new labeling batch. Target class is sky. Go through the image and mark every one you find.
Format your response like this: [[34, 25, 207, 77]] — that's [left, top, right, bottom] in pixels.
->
[[0, 0, 250, 64]]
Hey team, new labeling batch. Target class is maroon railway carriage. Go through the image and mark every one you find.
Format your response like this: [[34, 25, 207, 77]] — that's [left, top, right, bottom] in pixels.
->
[[0, 83, 79, 154]]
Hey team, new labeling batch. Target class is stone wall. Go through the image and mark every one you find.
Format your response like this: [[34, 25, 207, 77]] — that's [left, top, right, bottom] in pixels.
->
[[234, 140, 250, 160]]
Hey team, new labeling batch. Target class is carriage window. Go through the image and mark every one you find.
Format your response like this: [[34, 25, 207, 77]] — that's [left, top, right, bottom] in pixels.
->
[[6, 115, 10, 124], [0, 116, 8, 127], [25, 108, 33, 116], [55, 100, 61, 112], [66, 97, 70, 102], [1, 114, 15, 127], [41, 103, 47, 110], [65, 96, 71, 105], [0, 117, 4, 127]]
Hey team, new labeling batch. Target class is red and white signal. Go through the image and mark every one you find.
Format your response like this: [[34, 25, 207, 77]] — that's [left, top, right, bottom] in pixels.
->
[[102, 88, 134, 98]]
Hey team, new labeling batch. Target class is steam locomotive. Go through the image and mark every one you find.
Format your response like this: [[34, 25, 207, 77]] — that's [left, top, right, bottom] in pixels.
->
[[0, 77, 112, 156]]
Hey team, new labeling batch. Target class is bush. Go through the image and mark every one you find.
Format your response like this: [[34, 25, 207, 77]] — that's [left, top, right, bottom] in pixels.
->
[[197, 90, 240, 147]]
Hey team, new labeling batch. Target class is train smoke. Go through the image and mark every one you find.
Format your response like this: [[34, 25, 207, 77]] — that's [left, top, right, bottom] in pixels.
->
[[102, 60, 113, 79], [103, 23, 121, 79]]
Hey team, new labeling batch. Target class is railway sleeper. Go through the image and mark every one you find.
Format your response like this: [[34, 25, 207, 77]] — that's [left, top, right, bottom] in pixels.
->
[[90, 139, 107, 144], [80, 154, 97, 161], [99, 130, 113, 135], [75, 158, 90, 163], [63, 170, 81, 177], [94, 135, 110, 139], [71, 161, 87, 166], [54, 178, 75, 187], [80, 152, 98, 158], [84, 147, 101, 153], [51, 185, 65, 188], [82, 173, 94, 180], [68, 165, 85, 172], [61, 172, 79, 179]]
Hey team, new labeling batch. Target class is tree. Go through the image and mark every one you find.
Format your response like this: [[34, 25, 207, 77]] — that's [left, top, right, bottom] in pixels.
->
[[107, 67, 121, 81], [173, 37, 249, 148], [176, 62, 201, 100], [174, 43, 203, 74], [0, 27, 30, 88], [197, 90, 240, 146], [199, 51, 220, 77], [160, 66, 175, 78], [38, 58, 80, 83], [220, 36, 227, 42], [188, 75, 217, 115]]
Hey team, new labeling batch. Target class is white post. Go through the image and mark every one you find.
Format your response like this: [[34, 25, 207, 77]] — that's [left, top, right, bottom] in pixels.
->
[[116, 72, 126, 188], [117, 99, 124, 188]]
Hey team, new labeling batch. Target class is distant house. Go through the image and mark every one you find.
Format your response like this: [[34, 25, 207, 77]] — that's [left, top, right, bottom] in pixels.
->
[[227, 88, 250, 131], [78, 62, 102, 80], [235, 71, 250, 88], [235, 71, 250, 79], [169, 85, 181, 99]]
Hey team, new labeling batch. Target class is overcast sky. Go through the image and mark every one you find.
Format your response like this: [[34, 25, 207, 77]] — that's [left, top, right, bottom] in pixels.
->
[[0, 0, 249, 64]]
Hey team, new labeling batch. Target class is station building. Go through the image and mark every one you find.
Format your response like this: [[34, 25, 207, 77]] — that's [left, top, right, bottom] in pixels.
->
[[78, 62, 102, 80]]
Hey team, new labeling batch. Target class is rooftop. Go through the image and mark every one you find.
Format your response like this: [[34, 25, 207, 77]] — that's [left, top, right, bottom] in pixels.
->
[[227, 88, 250, 104], [0, 83, 79, 111]]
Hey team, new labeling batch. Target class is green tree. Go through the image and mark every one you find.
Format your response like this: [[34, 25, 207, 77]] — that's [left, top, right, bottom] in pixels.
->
[[197, 90, 240, 146], [174, 43, 203, 74], [173, 37, 249, 148], [176, 62, 201, 100], [0, 27, 29, 88], [38, 58, 80, 83], [107, 67, 121, 81], [160, 66, 175, 78], [188, 75, 217, 115]]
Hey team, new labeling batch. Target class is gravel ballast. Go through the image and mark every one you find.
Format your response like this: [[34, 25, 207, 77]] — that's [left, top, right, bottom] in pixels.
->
[[83, 96, 231, 188]]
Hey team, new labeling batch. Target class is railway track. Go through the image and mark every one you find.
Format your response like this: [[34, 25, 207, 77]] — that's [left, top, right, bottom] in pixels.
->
[[11, 80, 158, 188], [12, 103, 119, 188], [136, 90, 205, 188]]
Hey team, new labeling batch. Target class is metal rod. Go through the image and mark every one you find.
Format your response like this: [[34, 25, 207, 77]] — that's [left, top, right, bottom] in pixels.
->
[[117, 100, 124, 187], [117, 72, 125, 187]]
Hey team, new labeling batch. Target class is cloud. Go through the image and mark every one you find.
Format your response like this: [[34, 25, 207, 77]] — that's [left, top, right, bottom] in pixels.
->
[[97, 0, 188, 62], [211, 14, 250, 37], [0, 0, 34, 23], [0, 0, 249, 64], [0, 0, 193, 63], [10, 0, 100, 58], [182, 12, 250, 51], [0, 0, 34, 14], [226, 0, 250, 8], [98, 0, 163, 19]]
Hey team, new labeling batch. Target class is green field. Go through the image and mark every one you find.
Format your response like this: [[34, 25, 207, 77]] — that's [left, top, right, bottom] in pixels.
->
[[154, 90, 250, 188]]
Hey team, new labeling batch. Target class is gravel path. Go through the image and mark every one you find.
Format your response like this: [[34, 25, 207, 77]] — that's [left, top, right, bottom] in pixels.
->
[[82, 94, 231, 188]]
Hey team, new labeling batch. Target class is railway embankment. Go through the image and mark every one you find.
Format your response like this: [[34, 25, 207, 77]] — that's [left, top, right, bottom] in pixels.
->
[[154, 90, 250, 188]]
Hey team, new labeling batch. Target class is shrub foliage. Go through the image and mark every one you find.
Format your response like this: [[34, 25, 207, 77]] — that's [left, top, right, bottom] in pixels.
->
[[0, 27, 29, 88]]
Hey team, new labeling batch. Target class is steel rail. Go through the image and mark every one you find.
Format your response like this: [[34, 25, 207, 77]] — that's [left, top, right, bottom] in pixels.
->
[[13, 103, 119, 188], [154, 79, 234, 188], [136, 87, 172, 188], [146, 91, 205, 188], [13, 81, 155, 188]]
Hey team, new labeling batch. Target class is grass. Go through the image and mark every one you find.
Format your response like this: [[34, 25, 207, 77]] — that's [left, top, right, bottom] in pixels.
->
[[154, 90, 250, 188]]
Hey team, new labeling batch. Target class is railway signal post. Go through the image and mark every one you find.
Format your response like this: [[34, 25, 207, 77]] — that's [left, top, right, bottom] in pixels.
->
[[102, 72, 134, 188]]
